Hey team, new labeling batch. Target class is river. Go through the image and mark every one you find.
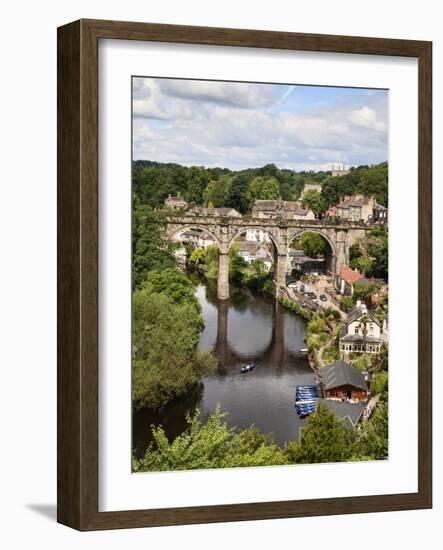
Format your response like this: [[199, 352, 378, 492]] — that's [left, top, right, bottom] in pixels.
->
[[132, 281, 315, 458]]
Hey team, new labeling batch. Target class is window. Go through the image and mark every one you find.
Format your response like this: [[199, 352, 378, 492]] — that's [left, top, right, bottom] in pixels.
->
[[355, 326, 359, 334]]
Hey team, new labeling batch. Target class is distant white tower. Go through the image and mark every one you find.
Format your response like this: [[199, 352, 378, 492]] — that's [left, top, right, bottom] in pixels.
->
[[331, 155, 350, 177]]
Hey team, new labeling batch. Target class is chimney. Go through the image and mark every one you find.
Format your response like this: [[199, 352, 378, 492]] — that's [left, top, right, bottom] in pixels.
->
[[356, 299, 362, 307], [361, 303, 367, 314]]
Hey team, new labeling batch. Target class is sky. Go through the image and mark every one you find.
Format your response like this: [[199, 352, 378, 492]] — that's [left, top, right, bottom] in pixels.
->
[[132, 77, 388, 171]]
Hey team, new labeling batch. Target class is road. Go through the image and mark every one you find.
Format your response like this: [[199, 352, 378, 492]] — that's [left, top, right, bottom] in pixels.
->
[[286, 282, 346, 321]]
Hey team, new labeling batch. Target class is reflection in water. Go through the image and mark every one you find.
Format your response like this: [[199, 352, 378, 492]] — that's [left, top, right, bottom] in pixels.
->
[[133, 282, 314, 458]]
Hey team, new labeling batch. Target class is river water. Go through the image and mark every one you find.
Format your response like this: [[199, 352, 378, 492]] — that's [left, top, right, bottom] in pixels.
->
[[133, 281, 315, 458]]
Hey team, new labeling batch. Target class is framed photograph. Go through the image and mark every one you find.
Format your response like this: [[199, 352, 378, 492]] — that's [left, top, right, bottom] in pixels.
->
[[57, 19, 432, 530]]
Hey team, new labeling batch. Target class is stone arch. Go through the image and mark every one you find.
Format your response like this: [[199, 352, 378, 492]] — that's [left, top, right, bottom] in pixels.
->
[[227, 226, 281, 256], [167, 224, 221, 249], [286, 228, 336, 273]]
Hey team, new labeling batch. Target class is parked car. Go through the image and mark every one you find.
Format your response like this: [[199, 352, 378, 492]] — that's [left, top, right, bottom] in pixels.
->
[[319, 294, 327, 301], [287, 282, 298, 289], [307, 292, 317, 300]]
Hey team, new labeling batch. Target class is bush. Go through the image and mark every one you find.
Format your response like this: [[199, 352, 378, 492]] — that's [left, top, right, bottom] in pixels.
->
[[340, 296, 355, 312], [371, 371, 388, 395]]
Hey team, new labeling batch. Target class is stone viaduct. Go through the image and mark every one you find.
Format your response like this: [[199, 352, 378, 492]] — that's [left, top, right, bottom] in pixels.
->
[[165, 215, 368, 300]]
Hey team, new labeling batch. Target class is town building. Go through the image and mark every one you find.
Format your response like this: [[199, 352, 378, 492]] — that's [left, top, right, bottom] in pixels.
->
[[251, 199, 315, 220], [372, 203, 388, 224], [187, 206, 242, 218], [320, 360, 369, 402], [335, 265, 364, 296], [178, 229, 215, 248], [164, 194, 188, 210], [301, 182, 322, 196], [331, 167, 350, 177], [245, 228, 272, 244], [336, 195, 376, 222], [339, 301, 382, 354], [236, 240, 273, 270], [326, 194, 388, 223]]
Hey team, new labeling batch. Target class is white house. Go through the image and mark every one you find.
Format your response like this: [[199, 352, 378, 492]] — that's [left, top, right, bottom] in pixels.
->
[[339, 301, 382, 354], [178, 229, 215, 248], [236, 241, 273, 271], [245, 228, 272, 244]]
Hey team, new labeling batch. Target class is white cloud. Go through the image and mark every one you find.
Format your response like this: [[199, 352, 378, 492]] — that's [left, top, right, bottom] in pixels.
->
[[158, 79, 276, 108], [132, 78, 388, 170], [349, 106, 386, 131]]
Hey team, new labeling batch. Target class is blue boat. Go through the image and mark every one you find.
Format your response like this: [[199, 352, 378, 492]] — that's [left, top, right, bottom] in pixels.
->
[[295, 384, 319, 416]]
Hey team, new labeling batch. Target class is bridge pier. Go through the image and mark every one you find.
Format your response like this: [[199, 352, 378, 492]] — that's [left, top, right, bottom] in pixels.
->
[[217, 252, 230, 300], [274, 254, 287, 297]]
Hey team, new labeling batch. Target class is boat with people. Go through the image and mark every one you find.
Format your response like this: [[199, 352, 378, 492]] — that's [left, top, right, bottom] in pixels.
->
[[240, 362, 256, 374]]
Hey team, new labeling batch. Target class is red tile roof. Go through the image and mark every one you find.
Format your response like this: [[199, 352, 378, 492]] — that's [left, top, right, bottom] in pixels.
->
[[340, 266, 364, 285]]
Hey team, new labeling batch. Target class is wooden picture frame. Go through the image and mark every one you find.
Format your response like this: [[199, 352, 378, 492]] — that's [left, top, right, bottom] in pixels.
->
[[57, 19, 432, 530]]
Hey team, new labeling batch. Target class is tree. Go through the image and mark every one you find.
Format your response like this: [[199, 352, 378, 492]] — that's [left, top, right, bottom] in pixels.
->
[[132, 206, 176, 289], [203, 175, 231, 207], [229, 255, 247, 284], [132, 289, 217, 409], [225, 173, 251, 214], [134, 406, 289, 472], [300, 232, 326, 257], [340, 296, 355, 312], [353, 403, 388, 460], [141, 268, 202, 313], [301, 189, 325, 216], [290, 402, 353, 463], [185, 166, 210, 204], [353, 353, 373, 372], [189, 247, 206, 265], [247, 176, 280, 208], [371, 371, 388, 395]]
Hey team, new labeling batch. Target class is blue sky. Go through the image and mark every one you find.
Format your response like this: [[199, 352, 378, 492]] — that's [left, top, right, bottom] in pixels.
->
[[132, 78, 388, 171]]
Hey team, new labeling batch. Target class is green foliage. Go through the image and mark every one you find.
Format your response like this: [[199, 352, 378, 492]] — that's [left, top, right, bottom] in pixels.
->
[[300, 231, 327, 257], [132, 288, 217, 409], [366, 239, 388, 281], [352, 353, 373, 372], [203, 244, 220, 279], [301, 189, 325, 216], [225, 173, 251, 214], [349, 243, 362, 262], [290, 402, 354, 463], [322, 338, 340, 363], [353, 403, 388, 460], [349, 256, 372, 275], [132, 206, 176, 289], [132, 160, 344, 215], [203, 175, 231, 207], [320, 162, 388, 209], [371, 371, 388, 395], [141, 268, 201, 313], [353, 281, 383, 304], [348, 224, 388, 282], [229, 255, 247, 284], [189, 247, 206, 265], [134, 406, 289, 472], [247, 176, 280, 208], [340, 295, 355, 312]]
